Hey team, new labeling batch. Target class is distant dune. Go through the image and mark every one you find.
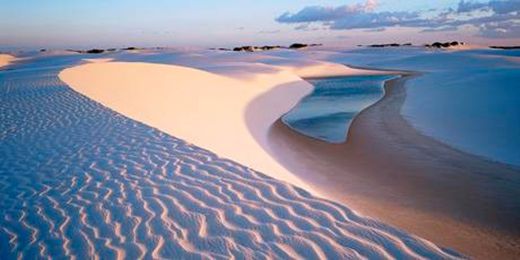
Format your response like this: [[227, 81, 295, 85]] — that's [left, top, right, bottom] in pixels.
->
[[0, 54, 15, 68]]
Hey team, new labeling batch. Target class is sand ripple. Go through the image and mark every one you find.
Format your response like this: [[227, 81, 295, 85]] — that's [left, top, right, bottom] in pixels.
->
[[0, 58, 462, 259]]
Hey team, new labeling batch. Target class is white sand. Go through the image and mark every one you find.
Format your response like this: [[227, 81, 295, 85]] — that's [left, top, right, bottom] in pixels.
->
[[0, 54, 463, 258], [60, 58, 383, 195], [0, 54, 15, 68], [83, 58, 114, 63]]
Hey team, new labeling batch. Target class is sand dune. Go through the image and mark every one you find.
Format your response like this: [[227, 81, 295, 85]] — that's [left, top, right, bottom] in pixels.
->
[[0, 56, 462, 258], [0, 54, 15, 68], [60, 60, 384, 195]]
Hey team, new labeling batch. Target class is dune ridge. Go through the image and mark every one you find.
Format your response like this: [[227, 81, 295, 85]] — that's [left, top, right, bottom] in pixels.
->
[[0, 57, 462, 258], [59, 60, 385, 195]]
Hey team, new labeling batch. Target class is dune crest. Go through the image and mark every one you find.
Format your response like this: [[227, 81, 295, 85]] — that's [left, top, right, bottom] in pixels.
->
[[60, 61, 381, 194], [61, 62, 312, 192]]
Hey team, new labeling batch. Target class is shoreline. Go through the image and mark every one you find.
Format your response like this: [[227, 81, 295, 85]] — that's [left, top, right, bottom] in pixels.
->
[[266, 72, 520, 258], [281, 73, 401, 144]]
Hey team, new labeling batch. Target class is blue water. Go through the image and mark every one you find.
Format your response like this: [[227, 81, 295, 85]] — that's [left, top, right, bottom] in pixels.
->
[[281, 48, 520, 166], [282, 75, 396, 143]]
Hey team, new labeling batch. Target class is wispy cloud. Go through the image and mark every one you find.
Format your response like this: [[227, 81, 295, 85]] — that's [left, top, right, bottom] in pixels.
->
[[420, 26, 458, 33], [457, 0, 520, 14], [276, 0, 377, 23], [276, 0, 520, 38], [364, 27, 387, 32]]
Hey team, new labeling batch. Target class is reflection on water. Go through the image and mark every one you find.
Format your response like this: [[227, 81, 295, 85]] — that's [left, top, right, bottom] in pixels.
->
[[282, 75, 396, 143]]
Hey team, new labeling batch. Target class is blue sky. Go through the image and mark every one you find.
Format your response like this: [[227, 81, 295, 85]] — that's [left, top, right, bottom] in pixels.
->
[[0, 0, 518, 50]]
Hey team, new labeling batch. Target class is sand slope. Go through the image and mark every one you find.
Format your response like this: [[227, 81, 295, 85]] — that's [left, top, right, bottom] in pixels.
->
[[60, 61, 382, 195], [0, 56, 462, 258]]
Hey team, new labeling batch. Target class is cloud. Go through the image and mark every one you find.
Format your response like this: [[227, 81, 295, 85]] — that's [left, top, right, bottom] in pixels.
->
[[457, 0, 520, 14], [328, 11, 421, 30], [420, 26, 458, 33], [294, 24, 311, 30], [276, 0, 520, 38], [479, 19, 520, 38], [293, 23, 322, 31], [276, 0, 377, 23], [364, 27, 386, 32], [456, 1, 488, 13]]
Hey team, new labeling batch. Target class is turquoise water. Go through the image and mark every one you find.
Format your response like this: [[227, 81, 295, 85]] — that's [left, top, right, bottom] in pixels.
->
[[282, 75, 396, 143], [302, 48, 520, 167]]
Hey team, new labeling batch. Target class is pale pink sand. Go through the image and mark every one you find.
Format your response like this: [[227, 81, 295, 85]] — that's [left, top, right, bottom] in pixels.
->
[[60, 59, 384, 197], [0, 54, 15, 68]]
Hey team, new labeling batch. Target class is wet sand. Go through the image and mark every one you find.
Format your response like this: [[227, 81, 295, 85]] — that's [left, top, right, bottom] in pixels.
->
[[266, 74, 520, 258]]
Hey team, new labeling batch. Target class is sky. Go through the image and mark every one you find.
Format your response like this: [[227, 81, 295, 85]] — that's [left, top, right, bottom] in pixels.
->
[[0, 0, 518, 50]]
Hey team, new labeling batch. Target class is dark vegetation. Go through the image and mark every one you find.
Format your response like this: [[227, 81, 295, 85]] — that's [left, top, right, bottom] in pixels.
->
[[489, 46, 520, 50], [232, 45, 283, 52], [223, 43, 322, 52], [65, 46, 143, 54], [425, 41, 464, 48], [85, 49, 105, 54], [359, 41, 467, 49], [362, 43, 413, 48]]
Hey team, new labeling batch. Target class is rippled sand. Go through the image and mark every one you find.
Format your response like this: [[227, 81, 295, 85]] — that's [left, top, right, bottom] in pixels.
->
[[0, 55, 463, 258]]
